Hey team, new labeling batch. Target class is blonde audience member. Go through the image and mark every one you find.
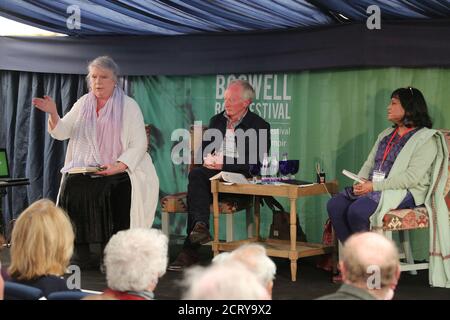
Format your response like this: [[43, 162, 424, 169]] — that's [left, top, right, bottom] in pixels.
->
[[318, 232, 400, 300], [183, 261, 270, 300], [213, 244, 276, 298], [8, 199, 75, 297], [102, 228, 168, 300]]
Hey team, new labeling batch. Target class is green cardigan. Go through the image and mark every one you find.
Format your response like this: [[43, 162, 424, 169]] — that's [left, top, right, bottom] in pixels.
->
[[358, 127, 450, 288]]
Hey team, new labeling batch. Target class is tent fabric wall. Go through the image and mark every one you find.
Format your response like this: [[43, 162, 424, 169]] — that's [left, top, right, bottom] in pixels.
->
[[1, 20, 450, 75]]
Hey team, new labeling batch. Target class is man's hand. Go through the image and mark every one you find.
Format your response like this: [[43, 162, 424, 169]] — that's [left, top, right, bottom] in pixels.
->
[[203, 152, 223, 170], [353, 181, 373, 196], [97, 161, 128, 176]]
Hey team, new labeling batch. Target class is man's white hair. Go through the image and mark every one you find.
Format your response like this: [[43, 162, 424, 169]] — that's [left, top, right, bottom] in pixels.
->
[[342, 232, 399, 288], [214, 244, 276, 287], [229, 79, 255, 101], [104, 228, 168, 292], [183, 261, 270, 300]]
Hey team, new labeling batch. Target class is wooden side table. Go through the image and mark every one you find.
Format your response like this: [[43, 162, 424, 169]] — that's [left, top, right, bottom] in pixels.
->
[[211, 180, 338, 281]]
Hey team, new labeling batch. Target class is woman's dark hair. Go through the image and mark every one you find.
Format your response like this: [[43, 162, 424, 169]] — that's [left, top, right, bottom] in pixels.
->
[[390, 87, 433, 129]]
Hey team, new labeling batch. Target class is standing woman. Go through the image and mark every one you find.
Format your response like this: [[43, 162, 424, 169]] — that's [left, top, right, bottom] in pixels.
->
[[33, 56, 159, 266]]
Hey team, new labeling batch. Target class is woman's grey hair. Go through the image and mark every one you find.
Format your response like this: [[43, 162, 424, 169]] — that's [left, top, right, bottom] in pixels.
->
[[86, 55, 119, 84], [213, 244, 276, 287], [182, 261, 270, 300], [229, 79, 256, 101], [104, 228, 168, 292]]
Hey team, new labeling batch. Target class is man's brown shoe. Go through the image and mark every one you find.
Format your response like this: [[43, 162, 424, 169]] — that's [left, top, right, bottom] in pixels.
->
[[167, 249, 200, 272], [188, 222, 212, 245]]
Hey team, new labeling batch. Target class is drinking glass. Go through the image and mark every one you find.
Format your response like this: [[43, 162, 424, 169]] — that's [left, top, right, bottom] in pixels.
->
[[249, 163, 261, 184], [288, 160, 299, 180], [279, 160, 290, 180]]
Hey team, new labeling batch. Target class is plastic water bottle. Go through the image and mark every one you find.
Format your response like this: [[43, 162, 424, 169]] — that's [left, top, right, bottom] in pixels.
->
[[270, 155, 279, 183], [280, 153, 289, 180], [261, 153, 270, 184]]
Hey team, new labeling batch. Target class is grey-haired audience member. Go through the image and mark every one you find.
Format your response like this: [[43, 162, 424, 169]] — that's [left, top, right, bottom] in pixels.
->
[[212, 244, 276, 298], [318, 232, 400, 300], [102, 228, 168, 300], [183, 261, 270, 300]]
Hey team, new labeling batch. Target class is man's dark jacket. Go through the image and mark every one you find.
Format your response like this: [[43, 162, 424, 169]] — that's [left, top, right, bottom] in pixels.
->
[[200, 110, 271, 176]]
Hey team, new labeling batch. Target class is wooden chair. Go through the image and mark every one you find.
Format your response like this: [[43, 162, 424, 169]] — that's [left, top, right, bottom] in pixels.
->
[[380, 129, 450, 274], [160, 124, 253, 242]]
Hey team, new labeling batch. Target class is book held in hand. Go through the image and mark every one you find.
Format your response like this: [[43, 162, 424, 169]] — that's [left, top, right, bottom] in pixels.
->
[[209, 171, 249, 185], [342, 169, 364, 183], [68, 167, 103, 174]]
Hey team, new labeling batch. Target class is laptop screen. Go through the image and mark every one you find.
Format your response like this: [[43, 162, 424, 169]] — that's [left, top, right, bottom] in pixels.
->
[[0, 148, 10, 178]]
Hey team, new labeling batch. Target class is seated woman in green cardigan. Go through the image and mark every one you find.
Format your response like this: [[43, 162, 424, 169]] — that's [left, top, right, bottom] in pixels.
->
[[328, 87, 436, 241], [327, 87, 450, 287]]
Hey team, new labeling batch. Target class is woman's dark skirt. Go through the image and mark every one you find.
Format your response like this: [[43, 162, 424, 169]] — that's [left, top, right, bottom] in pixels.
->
[[59, 172, 131, 244]]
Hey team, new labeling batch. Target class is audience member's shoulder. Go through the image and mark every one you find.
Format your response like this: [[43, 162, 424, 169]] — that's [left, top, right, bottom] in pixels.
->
[[36, 275, 69, 289]]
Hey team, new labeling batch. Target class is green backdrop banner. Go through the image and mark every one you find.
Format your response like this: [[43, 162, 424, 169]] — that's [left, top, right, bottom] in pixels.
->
[[131, 68, 450, 260]]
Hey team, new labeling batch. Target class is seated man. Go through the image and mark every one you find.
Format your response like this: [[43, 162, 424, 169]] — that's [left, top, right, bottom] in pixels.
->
[[317, 232, 400, 300], [168, 79, 270, 271]]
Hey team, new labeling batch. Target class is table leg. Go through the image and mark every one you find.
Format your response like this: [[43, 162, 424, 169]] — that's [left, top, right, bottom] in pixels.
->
[[212, 182, 220, 256], [254, 196, 260, 241], [291, 258, 297, 282], [290, 197, 297, 281]]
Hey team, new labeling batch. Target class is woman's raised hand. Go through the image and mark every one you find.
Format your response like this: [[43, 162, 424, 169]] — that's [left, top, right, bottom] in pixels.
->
[[32, 95, 57, 115]]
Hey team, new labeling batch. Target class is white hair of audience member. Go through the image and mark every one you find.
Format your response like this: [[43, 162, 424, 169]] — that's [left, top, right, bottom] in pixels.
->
[[104, 228, 168, 292], [183, 261, 270, 300], [211, 252, 231, 264], [213, 244, 276, 292]]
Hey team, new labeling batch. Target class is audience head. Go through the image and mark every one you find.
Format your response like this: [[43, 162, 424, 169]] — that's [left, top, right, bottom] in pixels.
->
[[390, 87, 432, 128], [341, 232, 400, 300], [8, 199, 74, 280], [183, 261, 270, 300], [213, 244, 276, 297], [104, 228, 168, 293]]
